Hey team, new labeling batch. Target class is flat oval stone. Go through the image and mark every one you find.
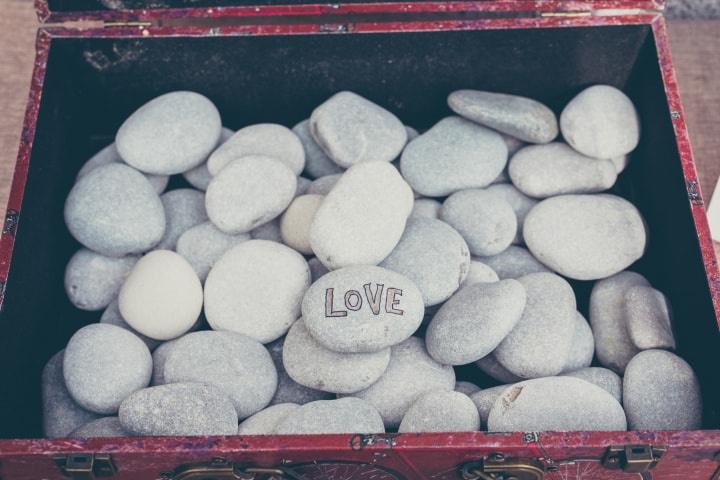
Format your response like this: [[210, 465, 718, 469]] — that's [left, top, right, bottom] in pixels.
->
[[150, 339, 180, 386], [399, 391, 480, 432], [562, 312, 595, 373], [280, 194, 324, 255], [426, 280, 526, 365], [206, 156, 297, 234], [623, 349, 701, 430], [494, 273, 576, 378], [460, 261, 499, 288], [561, 367, 622, 402], [560, 85, 640, 159], [64, 324, 152, 414], [156, 189, 208, 250], [64, 249, 137, 311], [182, 127, 234, 190], [282, 320, 391, 394], [70, 417, 130, 438], [238, 403, 300, 435], [267, 337, 334, 405], [524, 194, 647, 280], [250, 218, 282, 243], [470, 385, 512, 427], [293, 119, 344, 178], [119, 383, 238, 436], [400, 116, 507, 197], [488, 377, 626, 432], [302, 265, 424, 353], [455, 381, 482, 396], [307, 173, 342, 195], [176, 221, 250, 282], [116, 91, 221, 175], [119, 250, 203, 340], [164, 331, 277, 418], [204, 240, 310, 343], [410, 198, 442, 220], [475, 354, 522, 384], [100, 300, 161, 351], [309, 162, 413, 269], [482, 183, 538, 244], [477, 246, 550, 280], [64, 163, 166, 257], [207, 123, 305, 175], [274, 397, 384, 434], [624, 285, 676, 350], [440, 189, 517, 256], [309, 91, 407, 168], [77, 143, 168, 194], [509, 143, 617, 198], [448, 90, 558, 144]]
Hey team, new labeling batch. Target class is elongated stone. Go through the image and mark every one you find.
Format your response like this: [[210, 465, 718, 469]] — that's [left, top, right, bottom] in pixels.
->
[[477, 246, 550, 279], [475, 354, 523, 384], [293, 119, 344, 178], [267, 337, 334, 405], [238, 403, 301, 435], [562, 312, 595, 373], [399, 391, 480, 432], [561, 367, 622, 402], [624, 285, 676, 350], [274, 397, 385, 434]]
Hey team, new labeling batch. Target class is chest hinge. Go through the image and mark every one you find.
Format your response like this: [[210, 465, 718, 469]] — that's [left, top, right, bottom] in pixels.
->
[[601, 444, 667, 473], [53, 453, 117, 480]]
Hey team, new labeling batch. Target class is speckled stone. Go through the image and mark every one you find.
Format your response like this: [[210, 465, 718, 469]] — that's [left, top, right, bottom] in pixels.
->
[[561, 367, 622, 402], [470, 385, 512, 427], [63, 324, 152, 414], [293, 119, 345, 179], [308, 257, 330, 283], [475, 354, 523, 384], [309, 91, 407, 168], [460, 261, 499, 289], [150, 339, 180, 386], [206, 156, 297, 234], [77, 143, 168, 194], [176, 221, 250, 282], [455, 381, 482, 396], [250, 218, 283, 243], [624, 285, 676, 350], [116, 91, 222, 175], [399, 391, 480, 432], [274, 397, 385, 434], [267, 337, 334, 405], [238, 403, 301, 435], [477, 246, 550, 280], [280, 194, 324, 255], [448, 90, 558, 144], [494, 273, 576, 378], [562, 312, 595, 373], [65, 163, 166, 257], [100, 300, 161, 351], [207, 123, 305, 176], [400, 116, 507, 197], [426, 280, 526, 365], [307, 173, 342, 195], [182, 127, 234, 191], [623, 349, 702, 430], [119, 383, 238, 436], [410, 198, 442, 220], [156, 189, 208, 250], [488, 377, 627, 432], [523, 194, 647, 280], [483, 183, 538, 244], [440, 189, 517, 256], [204, 240, 310, 343], [64, 249, 137, 311], [70, 417, 130, 438], [560, 85, 640, 159]]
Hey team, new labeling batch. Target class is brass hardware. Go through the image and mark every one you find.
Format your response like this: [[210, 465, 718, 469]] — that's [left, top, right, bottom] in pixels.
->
[[601, 445, 667, 473], [460, 453, 545, 480], [167, 459, 302, 480], [53, 453, 117, 480]]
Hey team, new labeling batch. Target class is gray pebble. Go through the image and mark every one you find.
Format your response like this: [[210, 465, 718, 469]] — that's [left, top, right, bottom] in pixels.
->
[[64, 163, 166, 257], [275, 397, 384, 434], [523, 194, 646, 280], [296, 176, 312, 196], [611, 154, 630, 173], [116, 91, 222, 175], [77, 143, 168, 194], [307, 173, 342, 195], [405, 125, 420, 141], [100, 300, 161, 351], [455, 381, 482, 396], [399, 391, 480, 432], [238, 403, 301, 435], [470, 385, 512, 427], [250, 218, 283, 243], [500, 132, 527, 157], [460, 261, 499, 288], [280, 194, 324, 255], [119, 383, 238, 436], [267, 337, 334, 405], [293, 119, 345, 179], [623, 349, 702, 430], [64, 249, 137, 311], [475, 354, 523, 384], [150, 339, 180, 386], [482, 183, 538, 244], [401, 116, 507, 197], [562, 311, 595, 373], [176, 221, 251, 281], [477, 246, 550, 279], [624, 285, 676, 350], [308, 257, 330, 283], [490, 167, 510, 185], [182, 127, 234, 191], [561, 367, 622, 402], [70, 417, 130, 438], [63, 324, 152, 414], [157, 189, 208, 250], [409, 198, 442, 220]]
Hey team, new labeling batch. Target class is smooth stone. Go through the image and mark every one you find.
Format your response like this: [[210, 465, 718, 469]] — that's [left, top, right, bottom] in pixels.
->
[[163, 331, 277, 418], [611, 154, 630, 173], [482, 183, 538, 244], [562, 311, 595, 373], [488, 377, 627, 432], [509, 143, 617, 198], [523, 194, 647, 280], [282, 320, 391, 394], [590, 271, 649, 373], [560, 85, 640, 159], [400, 116, 507, 197], [624, 285, 676, 350], [157, 189, 208, 250], [207, 123, 305, 176], [477, 246, 550, 279], [176, 221, 250, 282], [250, 218, 282, 243], [296, 177, 312, 196], [494, 273, 576, 378], [63, 324, 152, 414], [309, 162, 414, 269], [70, 417, 129, 438], [405, 125, 420, 141], [309, 91, 406, 168], [119, 250, 203, 340], [100, 300, 161, 351], [348, 337, 455, 428], [280, 194, 324, 255], [238, 403, 301, 435], [302, 265, 424, 353], [308, 257, 330, 283], [455, 381, 482, 396], [206, 156, 297, 234], [399, 391, 480, 432], [440, 189, 517, 256], [470, 385, 512, 427], [475, 354, 523, 384], [204, 240, 310, 343], [293, 119, 345, 179], [491, 167, 510, 185], [42, 351, 101, 438], [500, 132, 527, 156], [150, 339, 180, 386], [274, 397, 384, 434], [426, 280, 526, 365], [182, 127, 234, 191], [380, 217, 470, 306], [460, 261, 499, 289], [64, 249, 137, 311], [561, 367, 622, 402], [410, 198, 442, 219], [64, 163, 166, 257], [77, 143, 168, 194], [267, 337, 334, 405], [119, 383, 238, 436], [116, 91, 221, 175], [307, 173, 342, 195], [623, 349, 702, 430]]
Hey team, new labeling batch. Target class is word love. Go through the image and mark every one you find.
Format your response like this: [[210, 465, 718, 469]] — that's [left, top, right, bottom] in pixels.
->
[[325, 283, 404, 318]]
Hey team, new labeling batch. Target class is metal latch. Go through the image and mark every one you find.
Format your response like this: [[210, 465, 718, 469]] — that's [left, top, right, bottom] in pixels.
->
[[601, 444, 667, 473], [163, 458, 303, 480], [460, 453, 545, 480], [53, 453, 117, 480]]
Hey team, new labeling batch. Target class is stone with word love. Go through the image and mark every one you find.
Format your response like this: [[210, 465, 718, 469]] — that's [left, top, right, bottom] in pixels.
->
[[302, 265, 424, 353]]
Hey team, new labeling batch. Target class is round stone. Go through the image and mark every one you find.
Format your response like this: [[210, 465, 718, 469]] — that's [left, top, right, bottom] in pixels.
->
[[250, 218, 282, 243], [150, 339, 180, 386], [475, 354, 523, 384], [561, 367, 622, 402], [70, 417, 129, 438], [293, 119, 344, 178], [410, 198, 442, 220], [63, 324, 152, 414], [482, 183, 538, 244], [624, 285, 676, 350], [176, 221, 250, 282], [204, 240, 310, 343], [274, 397, 385, 434], [64, 249, 137, 311], [238, 403, 300, 435], [77, 143, 168, 194], [523, 194, 647, 280], [460, 261, 499, 289], [64, 163, 166, 257], [560, 85, 640, 159], [455, 381, 482, 396], [477, 246, 550, 280], [206, 156, 297, 234], [623, 349, 702, 430], [266, 337, 334, 405], [100, 300, 161, 351], [470, 385, 512, 427], [308, 257, 330, 283], [280, 194, 324, 255], [307, 173, 342, 195], [116, 91, 221, 175], [399, 391, 480, 433], [182, 127, 234, 190], [156, 189, 208, 250], [562, 312, 595, 373], [400, 116, 507, 197]]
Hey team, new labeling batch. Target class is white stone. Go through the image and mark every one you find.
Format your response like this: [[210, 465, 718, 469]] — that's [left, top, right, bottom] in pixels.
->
[[175, 221, 250, 281], [182, 127, 234, 190], [562, 312, 595, 373], [477, 246, 550, 279], [482, 183, 538, 244], [399, 391, 480, 432], [77, 143, 168, 194], [274, 397, 385, 434], [238, 403, 300, 435], [409, 198, 442, 219], [293, 119, 344, 178], [624, 285, 676, 350], [280, 194, 324, 255]]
